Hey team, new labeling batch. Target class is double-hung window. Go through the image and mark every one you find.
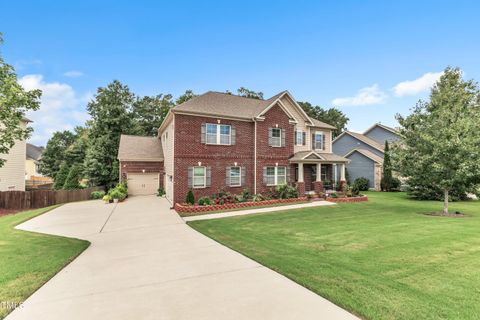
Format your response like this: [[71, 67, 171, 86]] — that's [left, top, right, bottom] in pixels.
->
[[229, 166, 241, 187], [295, 130, 304, 145], [193, 166, 206, 188], [265, 166, 287, 186], [314, 132, 324, 150], [206, 123, 231, 145], [271, 128, 281, 147]]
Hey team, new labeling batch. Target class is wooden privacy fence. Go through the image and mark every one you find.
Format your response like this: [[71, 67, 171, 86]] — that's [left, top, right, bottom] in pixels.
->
[[0, 186, 105, 210]]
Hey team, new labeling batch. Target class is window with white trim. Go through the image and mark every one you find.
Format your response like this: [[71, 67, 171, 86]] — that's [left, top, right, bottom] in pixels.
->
[[295, 130, 303, 145], [206, 123, 231, 145], [229, 166, 241, 187], [266, 166, 287, 186], [193, 166, 206, 188], [314, 131, 324, 150], [271, 128, 281, 147]]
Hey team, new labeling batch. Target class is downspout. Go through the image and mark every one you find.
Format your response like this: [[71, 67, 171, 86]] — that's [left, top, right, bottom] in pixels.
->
[[254, 119, 257, 194]]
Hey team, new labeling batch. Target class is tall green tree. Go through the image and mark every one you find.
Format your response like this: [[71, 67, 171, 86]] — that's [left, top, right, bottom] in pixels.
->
[[53, 162, 69, 190], [298, 102, 349, 137], [84, 80, 135, 188], [132, 94, 174, 136], [381, 141, 393, 191], [64, 126, 89, 167], [176, 90, 196, 105], [39, 130, 76, 178], [63, 164, 82, 190], [0, 33, 41, 167], [393, 67, 480, 214], [236, 87, 263, 99]]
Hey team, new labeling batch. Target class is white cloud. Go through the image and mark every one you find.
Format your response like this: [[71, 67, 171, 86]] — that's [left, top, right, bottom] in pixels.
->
[[63, 70, 84, 78], [392, 72, 443, 97], [18, 74, 89, 146], [332, 84, 387, 106]]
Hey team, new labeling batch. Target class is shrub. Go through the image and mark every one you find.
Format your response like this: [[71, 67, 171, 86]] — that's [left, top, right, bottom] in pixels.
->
[[252, 194, 265, 202], [241, 189, 250, 201], [63, 165, 83, 190], [274, 184, 299, 199], [91, 191, 106, 199], [102, 195, 112, 203], [186, 190, 195, 205], [157, 187, 166, 197], [109, 189, 126, 201], [211, 189, 236, 205], [330, 192, 338, 198], [353, 177, 369, 191], [116, 182, 127, 194], [198, 196, 211, 206]]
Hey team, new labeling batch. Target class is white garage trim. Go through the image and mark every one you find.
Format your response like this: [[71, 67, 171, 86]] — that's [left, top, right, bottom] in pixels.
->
[[126, 172, 160, 196]]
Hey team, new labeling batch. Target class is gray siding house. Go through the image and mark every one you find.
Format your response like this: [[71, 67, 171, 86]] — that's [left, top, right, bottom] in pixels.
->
[[332, 123, 400, 190]]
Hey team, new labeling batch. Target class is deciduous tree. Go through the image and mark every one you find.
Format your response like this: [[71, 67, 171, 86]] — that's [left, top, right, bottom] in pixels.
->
[[298, 102, 349, 137], [84, 80, 135, 188], [132, 94, 173, 136], [39, 130, 76, 178], [0, 33, 41, 167], [393, 67, 480, 214]]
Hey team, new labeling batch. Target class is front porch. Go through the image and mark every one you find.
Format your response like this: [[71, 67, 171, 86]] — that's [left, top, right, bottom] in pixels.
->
[[289, 151, 349, 196]]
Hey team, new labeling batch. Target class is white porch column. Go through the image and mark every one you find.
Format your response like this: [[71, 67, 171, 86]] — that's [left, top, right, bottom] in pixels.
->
[[316, 163, 321, 181], [340, 163, 346, 181], [298, 163, 304, 182]]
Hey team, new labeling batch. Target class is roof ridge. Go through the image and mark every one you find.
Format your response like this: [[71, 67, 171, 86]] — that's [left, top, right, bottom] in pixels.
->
[[207, 91, 267, 101]]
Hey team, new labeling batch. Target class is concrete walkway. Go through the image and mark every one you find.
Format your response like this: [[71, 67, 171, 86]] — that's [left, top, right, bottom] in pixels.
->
[[184, 200, 336, 222], [8, 196, 358, 320]]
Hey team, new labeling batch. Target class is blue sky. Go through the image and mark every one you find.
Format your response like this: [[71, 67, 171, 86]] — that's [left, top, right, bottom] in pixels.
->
[[2, 1, 479, 145]]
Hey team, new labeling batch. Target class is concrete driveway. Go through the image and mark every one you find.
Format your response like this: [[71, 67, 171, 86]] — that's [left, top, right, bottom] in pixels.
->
[[7, 196, 358, 320]]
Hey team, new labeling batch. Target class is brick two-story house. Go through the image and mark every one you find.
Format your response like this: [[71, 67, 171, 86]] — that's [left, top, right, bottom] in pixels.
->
[[118, 91, 349, 204]]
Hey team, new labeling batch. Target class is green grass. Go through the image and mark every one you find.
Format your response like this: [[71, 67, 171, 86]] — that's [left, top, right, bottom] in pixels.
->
[[189, 192, 480, 320], [0, 206, 90, 319]]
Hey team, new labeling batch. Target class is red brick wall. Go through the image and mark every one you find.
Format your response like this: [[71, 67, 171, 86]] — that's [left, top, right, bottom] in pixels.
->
[[255, 104, 295, 195], [174, 114, 255, 203], [173, 104, 295, 203], [120, 161, 164, 187]]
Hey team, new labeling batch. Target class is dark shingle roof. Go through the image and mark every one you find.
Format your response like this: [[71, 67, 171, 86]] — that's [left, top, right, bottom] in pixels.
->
[[26, 143, 44, 160]]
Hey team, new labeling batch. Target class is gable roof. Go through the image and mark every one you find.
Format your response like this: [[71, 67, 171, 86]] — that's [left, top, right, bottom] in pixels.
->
[[333, 131, 385, 152], [344, 148, 384, 164], [172, 91, 272, 120], [171, 91, 336, 129], [289, 150, 349, 163], [363, 123, 398, 135], [309, 118, 336, 129], [26, 143, 44, 161], [117, 135, 163, 161]]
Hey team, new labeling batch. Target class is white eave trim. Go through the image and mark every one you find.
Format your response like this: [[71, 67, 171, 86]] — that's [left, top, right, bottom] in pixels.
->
[[257, 91, 313, 125], [363, 123, 398, 135], [171, 110, 252, 122], [301, 151, 325, 160], [118, 158, 164, 162]]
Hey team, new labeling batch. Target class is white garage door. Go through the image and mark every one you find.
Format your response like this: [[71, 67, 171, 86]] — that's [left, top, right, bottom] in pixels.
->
[[127, 173, 159, 196]]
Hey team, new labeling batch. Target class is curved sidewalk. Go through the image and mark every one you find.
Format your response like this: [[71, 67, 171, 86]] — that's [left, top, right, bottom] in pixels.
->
[[7, 196, 358, 320]]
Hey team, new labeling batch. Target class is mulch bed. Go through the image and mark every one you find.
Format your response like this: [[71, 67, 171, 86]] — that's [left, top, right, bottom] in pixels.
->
[[0, 208, 19, 217], [422, 211, 468, 218]]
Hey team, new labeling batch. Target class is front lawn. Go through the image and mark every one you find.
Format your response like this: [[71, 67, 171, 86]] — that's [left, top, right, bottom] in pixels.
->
[[189, 192, 480, 320], [0, 206, 89, 319]]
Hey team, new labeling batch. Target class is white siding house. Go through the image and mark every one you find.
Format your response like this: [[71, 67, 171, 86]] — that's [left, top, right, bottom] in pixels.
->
[[0, 119, 29, 191]]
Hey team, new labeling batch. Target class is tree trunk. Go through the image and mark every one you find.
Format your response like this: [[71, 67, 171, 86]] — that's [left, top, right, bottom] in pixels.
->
[[443, 189, 449, 215]]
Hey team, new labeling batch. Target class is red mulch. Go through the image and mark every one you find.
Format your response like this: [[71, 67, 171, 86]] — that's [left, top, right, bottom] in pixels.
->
[[0, 209, 19, 217]]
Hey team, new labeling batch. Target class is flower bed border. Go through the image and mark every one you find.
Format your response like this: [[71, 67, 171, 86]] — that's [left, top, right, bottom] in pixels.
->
[[326, 195, 368, 203], [175, 197, 308, 214]]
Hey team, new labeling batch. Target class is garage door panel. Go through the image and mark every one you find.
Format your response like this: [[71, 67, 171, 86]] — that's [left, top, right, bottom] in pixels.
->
[[127, 173, 159, 196]]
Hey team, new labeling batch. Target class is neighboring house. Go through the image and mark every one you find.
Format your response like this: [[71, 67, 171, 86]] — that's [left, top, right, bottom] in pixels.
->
[[332, 123, 400, 190], [25, 143, 44, 179], [118, 91, 349, 204], [0, 118, 30, 191]]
